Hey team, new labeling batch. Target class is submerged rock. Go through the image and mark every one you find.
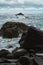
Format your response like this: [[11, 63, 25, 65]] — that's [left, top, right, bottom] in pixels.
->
[[6, 44, 13, 49], [1, 22, 29, 38], [16, 13, 24, 16]]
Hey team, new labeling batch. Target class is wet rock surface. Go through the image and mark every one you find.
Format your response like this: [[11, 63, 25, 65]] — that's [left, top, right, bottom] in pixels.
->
[[19, 26, 43, 51], [17, 55, 34, 65], [0, 22, 29, 38], [6, 54, 14, 59], [3, 27, 19, 38], [12, 48, 28, 59], [0, 49, 10, 58], [19, 32, 27, 48], [6, 44, 13, 49]]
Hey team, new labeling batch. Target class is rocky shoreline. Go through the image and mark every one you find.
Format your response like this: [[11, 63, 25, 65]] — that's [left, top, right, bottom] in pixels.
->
[[0, 22, 43, 65]]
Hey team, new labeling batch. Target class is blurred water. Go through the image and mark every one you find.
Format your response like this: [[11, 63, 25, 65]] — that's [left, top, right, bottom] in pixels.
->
[[0, 13, 43, 52]]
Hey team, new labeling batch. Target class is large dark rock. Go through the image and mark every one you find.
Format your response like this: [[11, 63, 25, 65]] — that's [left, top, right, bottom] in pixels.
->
[[1, 22, 29, 38], [0, 49, 10, 58], [19, 26, 43, 52], [17, 55, 34, 65], [12, 48, 28, 59]]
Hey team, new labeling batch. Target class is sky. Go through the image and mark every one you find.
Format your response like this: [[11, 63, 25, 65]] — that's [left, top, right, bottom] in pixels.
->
[[0, 0, 43, 14]]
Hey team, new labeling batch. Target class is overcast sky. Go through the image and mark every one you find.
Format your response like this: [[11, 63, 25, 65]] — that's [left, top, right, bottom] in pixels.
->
[[0, 0, 43, 13]]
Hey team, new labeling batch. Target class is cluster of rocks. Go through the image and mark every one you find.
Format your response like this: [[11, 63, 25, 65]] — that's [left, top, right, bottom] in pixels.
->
[[0, 48, 38, 65], [0, 22, 29, 38], [0, 26, 43, 65], [18, 26, 43, 65]]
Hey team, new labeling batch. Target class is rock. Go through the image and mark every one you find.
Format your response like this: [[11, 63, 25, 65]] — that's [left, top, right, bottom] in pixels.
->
[[17, 55, 38, 65], [1, 22, 29, 38], [19, 32, 26, 43], [2, 26, 19, 38], [33, 60, 38, 65], [15, 22, 28, 33], [19, 32, 27, 48], [17, 55, 34, 65], [19, 26, 43, 52], [0, 49, 10, 58], [16, 13, 24, 16], [6, 54, 14, 59], [12, 47, 20, 53], [0, 29, 2, 36], [12, 48, 28, 59], [5, 59, 17, 63], [6, 44, 13, 49], [0, 58, 11, 63]]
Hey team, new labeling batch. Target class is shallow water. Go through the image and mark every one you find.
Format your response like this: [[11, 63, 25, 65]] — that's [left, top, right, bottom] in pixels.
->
[[0, 13, 43, 52]]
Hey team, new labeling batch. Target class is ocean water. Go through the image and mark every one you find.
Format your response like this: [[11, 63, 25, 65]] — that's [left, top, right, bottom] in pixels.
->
[[0, 13, 43, 52]]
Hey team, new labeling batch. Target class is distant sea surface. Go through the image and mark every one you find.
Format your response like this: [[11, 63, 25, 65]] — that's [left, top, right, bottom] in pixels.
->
[[0, 13, 43, 52]]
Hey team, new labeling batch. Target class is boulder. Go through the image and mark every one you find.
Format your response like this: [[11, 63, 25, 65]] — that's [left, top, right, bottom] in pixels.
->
[[17, 55, 34, 65], [0, 49, 10, 58], [1, 22, 29, 38], [16, 22, 29, 33], [6, 54, 14, 59], [12, 48, 28, 59], [19, 26, 43, 52], [16, 13, 24, 16], [2, 27, 19, 38]]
